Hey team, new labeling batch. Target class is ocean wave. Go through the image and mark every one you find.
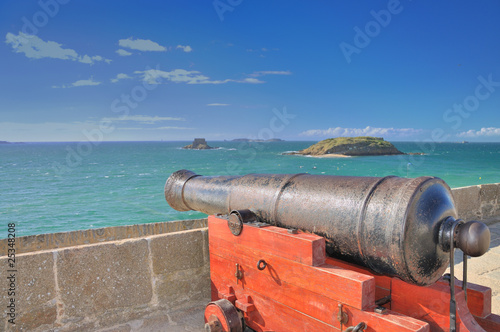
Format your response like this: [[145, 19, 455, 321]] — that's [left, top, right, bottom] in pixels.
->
[[176, 147, 223, 150]]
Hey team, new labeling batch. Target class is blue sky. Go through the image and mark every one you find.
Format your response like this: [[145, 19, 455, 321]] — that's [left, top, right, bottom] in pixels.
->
[[1, 0, 500, 142]]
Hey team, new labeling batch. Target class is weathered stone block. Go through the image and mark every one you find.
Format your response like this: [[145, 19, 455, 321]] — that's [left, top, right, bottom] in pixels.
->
[[155, 266, 210, 310], [150, 229, 207, 275], [96, 305, 154, 329], [56, 239, 153, 320], [480, 184, 500, 218], [452, 186, 481, 221], [480, 184, 500, 204], [481, 203, 495, 219], [0, 251, 57, 331]]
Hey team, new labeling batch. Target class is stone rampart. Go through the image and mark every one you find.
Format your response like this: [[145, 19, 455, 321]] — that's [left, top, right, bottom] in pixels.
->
[[452, 183, 500, 223], [1, 219, 209, 331]]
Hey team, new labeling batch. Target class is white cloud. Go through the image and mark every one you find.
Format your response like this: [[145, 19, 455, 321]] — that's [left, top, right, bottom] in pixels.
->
[[241, 78, 265, 84], [134, 69, 265, 85], [52, 77, 101, 88], [176, 45, 192, 52], [117, 126, 194, 130], [110, 73, 133, 83], [104, 115, 185, 124], [299, 126, 423, 138], [250, 70, 292, 77], [116, 49, 132, 56], [207, 103, 229, 106], [0, 121, 103, 142], [457, 127, 500, 137], [156, 126, 194, 130], [118, 37, 166, 51], [0, 120, 196, 142], [72, 78, 101, 87], [247, 47, 279, 52], [5, 32, 111, 64]]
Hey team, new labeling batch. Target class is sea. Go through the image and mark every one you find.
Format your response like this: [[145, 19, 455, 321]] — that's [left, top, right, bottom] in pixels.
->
[[1, 141, 499, 238]]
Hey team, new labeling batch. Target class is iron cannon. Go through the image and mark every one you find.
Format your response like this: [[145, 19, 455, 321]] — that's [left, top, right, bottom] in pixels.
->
[[165, 169, 490, 286]]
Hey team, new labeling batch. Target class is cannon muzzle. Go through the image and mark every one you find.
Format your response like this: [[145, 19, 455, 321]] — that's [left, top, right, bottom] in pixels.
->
[[165, 169, 490, 286]]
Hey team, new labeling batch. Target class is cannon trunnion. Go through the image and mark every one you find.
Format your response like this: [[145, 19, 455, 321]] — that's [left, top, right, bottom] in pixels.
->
[[165, 170, 498, 331]]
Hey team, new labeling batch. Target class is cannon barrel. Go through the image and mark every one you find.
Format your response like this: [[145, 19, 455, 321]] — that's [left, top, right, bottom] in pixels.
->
[[165, 169, 490, 286]]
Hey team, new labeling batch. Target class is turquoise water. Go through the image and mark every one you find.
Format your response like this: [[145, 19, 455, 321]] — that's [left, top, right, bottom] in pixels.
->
[[1, 141, 499, 238]]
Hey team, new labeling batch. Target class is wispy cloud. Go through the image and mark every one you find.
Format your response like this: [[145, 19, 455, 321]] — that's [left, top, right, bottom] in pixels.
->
[[457, 127, 500, 137], [156, 126, 194, 130], [176, 45, 192, 52], [207, 103, 229, 106], [52, 77, 101, 88], [5, 32, 111, 64], [250, 70, 292, 77], [117, 126, 194, 130], [246, 47, 279, 52], [0, 121, 194, 141], [241, 78, 265, 84], [110, 73, 133, 83], [104, 115, 185, 124], [134, 69, 265, 85], [118, 37, 166, 51], [300, 126, 423, 138], [0, 121, 103, 141], [116, 49, 132, 56]]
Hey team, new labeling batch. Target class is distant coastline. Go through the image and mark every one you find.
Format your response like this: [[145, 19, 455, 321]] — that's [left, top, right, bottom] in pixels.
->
[[229, 138, 284, 142], [0, 141, 24, 144]]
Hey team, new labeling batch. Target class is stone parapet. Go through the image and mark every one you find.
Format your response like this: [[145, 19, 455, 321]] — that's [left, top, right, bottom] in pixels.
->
[[0, 220, 209, 332], [452, 183, 500, 222], [0, 218, 207, 256]]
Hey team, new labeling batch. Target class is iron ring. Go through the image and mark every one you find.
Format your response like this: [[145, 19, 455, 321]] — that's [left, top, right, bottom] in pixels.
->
[[257, 260, 267, 271]]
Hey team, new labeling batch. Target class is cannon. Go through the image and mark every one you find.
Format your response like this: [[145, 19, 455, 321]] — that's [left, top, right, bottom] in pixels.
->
[[165, 169, 489, 286], [165, 170, 498, 331]]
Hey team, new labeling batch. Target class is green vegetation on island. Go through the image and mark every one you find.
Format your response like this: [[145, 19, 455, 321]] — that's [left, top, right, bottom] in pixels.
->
[[287, 136, 404, 156]]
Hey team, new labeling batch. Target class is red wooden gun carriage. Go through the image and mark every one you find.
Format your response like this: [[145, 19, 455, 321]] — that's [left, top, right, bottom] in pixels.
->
[[166, 170, 500, 331]]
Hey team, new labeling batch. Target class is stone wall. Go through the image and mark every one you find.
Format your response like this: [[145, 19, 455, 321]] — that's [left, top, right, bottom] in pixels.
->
[[0, 219, 208, 256], [452, 183, 500, 223], [0, 219, 209, 332]]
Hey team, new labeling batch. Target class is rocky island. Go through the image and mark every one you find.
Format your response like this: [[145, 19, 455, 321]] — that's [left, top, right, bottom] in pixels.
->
[[286, 136, 404, 157], [183, 138, 216, 150]]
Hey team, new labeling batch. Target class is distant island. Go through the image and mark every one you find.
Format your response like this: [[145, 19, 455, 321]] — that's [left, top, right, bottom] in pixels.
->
[[285, 136, 404, 157], [231, 138, 284, 142], [0, 141, 24, 144], [183, 138, 216, 150]]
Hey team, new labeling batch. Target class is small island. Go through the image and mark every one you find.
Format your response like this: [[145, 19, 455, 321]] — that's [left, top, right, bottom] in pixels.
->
[[183, 138, 216, 150], [285, 136, 404, 157]]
